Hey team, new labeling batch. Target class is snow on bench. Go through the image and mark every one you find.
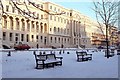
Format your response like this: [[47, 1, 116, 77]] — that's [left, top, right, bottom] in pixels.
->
[[76, 51, 92, 62], [33, 51, 63, 69]]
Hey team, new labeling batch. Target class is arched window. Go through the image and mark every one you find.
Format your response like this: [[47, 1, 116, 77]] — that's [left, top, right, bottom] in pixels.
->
[[64, 38, 66, 43], [54, 16, 56, 21], [41, 15, 43, 19], [50, 15, 52, 20], [36, 22, 39, 32], [21, 34, 24, 41], [31, 21, 34, 32], [44, 23, 47, 33], [74, 38, 76, 44], [31, 35, 34, 42], [61, 28, 63, 34], [50, 6, 52, 9], [40, 36, 43, 42], [3, 32, 6, 40], [58, 17, 60, 22], [9, 33, 13, 41], [64, 19, 66, 24], [21, 19, 25, 31], [40, 22, 43, 33], [61, 38, 63, 43], [26, 20, 30, 31], [26, 34, 29, 42], [16, 18, 19, 30], [67, 29, 69, 34], [6, 5, 9, 12], [58, 37, 60, 43], [9, 16, 13, 30], [54, 27, 56, 32], [50, 37, 52, 43], [3, 15, 7, 28], [68, 38, 69, 43], [31, 21, 34, 28], [55, 37, 56, 43], [41, 5, 43, 9], [64, 29, 66, 34], [58, 28, 60, 32], [36, 35, 38, 42]]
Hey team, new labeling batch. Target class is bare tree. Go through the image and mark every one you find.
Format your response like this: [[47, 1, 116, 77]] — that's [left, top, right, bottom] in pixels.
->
[[93, 0, 119, 58], [1, 0, 65, 18]]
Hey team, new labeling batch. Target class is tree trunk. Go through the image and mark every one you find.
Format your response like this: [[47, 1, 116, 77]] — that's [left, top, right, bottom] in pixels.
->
[[106, 24, 109, 58]]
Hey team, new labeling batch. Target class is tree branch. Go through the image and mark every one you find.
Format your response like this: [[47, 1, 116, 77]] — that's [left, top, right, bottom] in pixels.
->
[[27, 0, 65, 15]]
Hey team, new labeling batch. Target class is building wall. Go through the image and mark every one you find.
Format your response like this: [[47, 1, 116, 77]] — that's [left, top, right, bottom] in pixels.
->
[[2, 0, 114, 48], [2, 0, 48, 48], [45, 2, 72, 48], [108, 26, 119, 46], [0, 13, 2, 48]]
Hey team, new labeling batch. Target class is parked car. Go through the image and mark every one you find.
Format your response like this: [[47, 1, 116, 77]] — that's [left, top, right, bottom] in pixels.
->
[[14, 44, 31, 50], [97, 46, 104, 49]]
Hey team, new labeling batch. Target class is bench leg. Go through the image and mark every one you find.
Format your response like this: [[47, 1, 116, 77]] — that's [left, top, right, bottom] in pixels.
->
[[36, 64, 45, 69], [88, 57, 92, 60], [46, 63, 54, 68], [77, 58, 82, 62], [55, 61, 62, 66]]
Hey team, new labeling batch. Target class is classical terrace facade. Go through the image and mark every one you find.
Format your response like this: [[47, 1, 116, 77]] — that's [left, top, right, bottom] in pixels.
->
[[1, 0, 92, 48], [3, 0, 118, 48]]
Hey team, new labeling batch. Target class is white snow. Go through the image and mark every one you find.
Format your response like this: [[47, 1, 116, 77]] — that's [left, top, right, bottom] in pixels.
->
[[0, 49, 2, 79], [1, 48, 118, 78]]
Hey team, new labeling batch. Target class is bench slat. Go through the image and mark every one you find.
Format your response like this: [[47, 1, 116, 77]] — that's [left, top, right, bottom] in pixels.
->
[[33, 51, 63, 69], [76, 51, 92, 62]]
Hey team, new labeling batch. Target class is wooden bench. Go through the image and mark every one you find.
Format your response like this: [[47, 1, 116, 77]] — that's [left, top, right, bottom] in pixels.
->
[[76, 51, 92, 62], [105, 50, 114, 57], [33, 51, 63, 69], [117, 49, 120, 55]]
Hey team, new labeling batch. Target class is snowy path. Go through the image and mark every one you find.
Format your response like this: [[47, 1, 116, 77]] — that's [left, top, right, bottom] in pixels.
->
[[1, 49, 118, 78]]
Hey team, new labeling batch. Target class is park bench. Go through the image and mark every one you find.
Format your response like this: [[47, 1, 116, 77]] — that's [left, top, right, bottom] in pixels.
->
[[76, 51, 92, 62], [117, 49, 120, 55], [105, 49, 114, 57], [33, 51, 63, 69]]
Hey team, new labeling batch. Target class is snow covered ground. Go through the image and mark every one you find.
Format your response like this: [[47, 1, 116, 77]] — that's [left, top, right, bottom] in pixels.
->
[[1, 48, 119, 78], [0, 49, 2, 79]]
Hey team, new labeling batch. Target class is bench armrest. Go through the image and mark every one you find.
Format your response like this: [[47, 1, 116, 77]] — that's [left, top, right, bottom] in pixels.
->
[[87, 54, 92, 56], [36, 59, 46, 62], [56, 57, 63, 60]]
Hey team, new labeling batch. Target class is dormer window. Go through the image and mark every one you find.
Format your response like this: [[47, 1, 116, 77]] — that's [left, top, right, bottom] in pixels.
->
[[6, 5, 9, 12]]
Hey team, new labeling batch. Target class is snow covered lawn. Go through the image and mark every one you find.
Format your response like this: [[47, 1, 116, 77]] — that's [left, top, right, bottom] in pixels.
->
[[1, 49, 118, 78]]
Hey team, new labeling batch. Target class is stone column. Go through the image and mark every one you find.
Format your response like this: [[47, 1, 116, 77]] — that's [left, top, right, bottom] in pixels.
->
[[71, 20, 74, 45]]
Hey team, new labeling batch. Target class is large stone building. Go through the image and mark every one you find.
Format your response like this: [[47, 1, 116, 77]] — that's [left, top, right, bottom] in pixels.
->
[[0, 6, 2, 48], [1, 0, 119, 49], [1, 0, 91, 48]]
